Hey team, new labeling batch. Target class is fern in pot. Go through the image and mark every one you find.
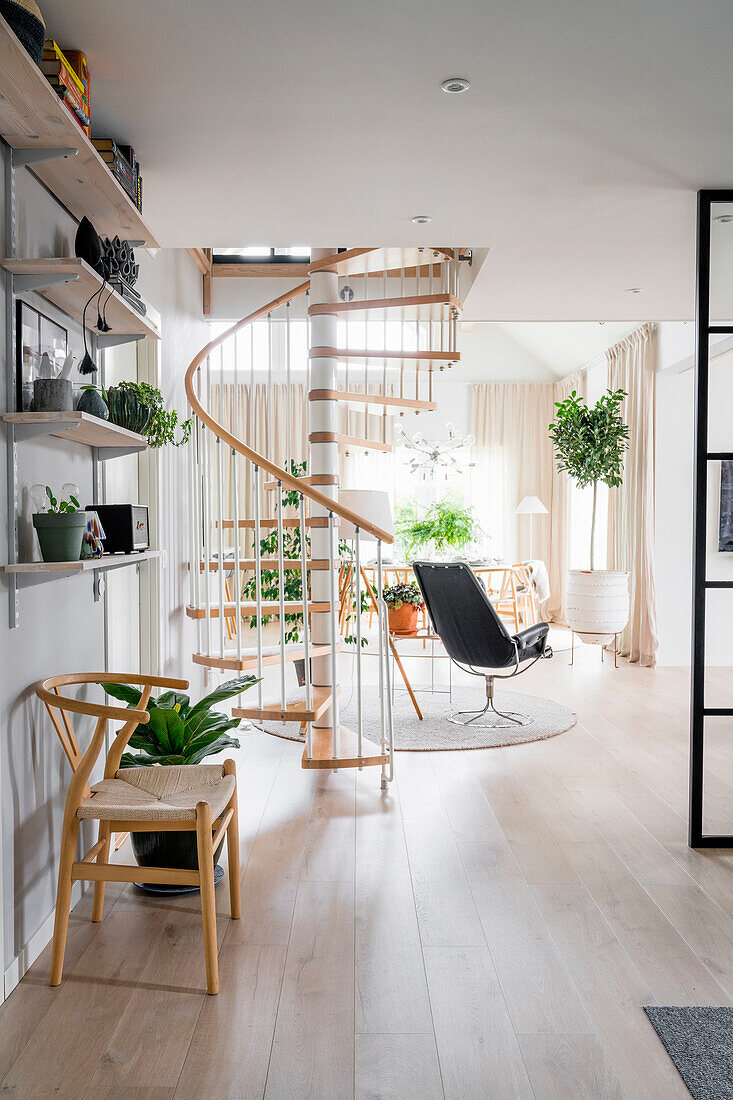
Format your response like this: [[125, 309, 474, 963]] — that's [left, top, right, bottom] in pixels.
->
[[103, 675, 257, 889], [548, 388, 630, 645]]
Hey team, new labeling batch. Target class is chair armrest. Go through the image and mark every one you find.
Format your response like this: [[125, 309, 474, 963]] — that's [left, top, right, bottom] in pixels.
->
[[513, 622, 549, 651]]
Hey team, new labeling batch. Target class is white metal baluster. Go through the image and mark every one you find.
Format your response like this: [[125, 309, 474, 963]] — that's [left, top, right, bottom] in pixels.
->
[[267, 312, 272, 458], [286, 301, 292, 475], [202, 356, 212, 658], [299, 491, 312, 757], [216, 346, 225, 658], [344, 307, 349, 395], [377, 539, 386, 771], [253, 464, 263, 708], [355, 526, 363, 764], [188, 413, 200, 642], [329, 510, 340, 765], [381, 560, 394, 788], [276, 478, 286, 709], [249, 323, 255, 560], [232, 447, 242, 662], [364, 271, 369, 438], [306, 289, 311, 445], [382, 270, 387, 442], [399, 263, 405, 405]]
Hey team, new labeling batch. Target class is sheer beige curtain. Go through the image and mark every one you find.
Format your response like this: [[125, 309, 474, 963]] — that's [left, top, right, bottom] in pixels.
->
[[545, 370, 586, 622], [471, 374, 587, 622], [470, 383, 555, 610], [210, 382, 395, 549], [606, 323, 659, 666]]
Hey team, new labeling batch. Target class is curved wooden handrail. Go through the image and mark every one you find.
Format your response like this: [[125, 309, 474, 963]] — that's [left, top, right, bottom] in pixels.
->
[[185, 276, 395, 544]]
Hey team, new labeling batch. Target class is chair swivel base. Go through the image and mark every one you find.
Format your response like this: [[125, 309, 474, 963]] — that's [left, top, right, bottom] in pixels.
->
[[447, 674, 533, 729]]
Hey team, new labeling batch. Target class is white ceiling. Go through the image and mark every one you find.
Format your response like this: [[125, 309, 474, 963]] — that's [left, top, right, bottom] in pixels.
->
[[38, 0, 733, 319], [494, 322, 641, 375]]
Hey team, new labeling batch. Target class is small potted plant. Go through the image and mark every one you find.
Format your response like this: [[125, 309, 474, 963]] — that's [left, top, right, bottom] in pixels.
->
[[103, 675, 258, 889], [31, 484, 86, 562], [383, 582, 424, 636], [106, 380, 192, 447]]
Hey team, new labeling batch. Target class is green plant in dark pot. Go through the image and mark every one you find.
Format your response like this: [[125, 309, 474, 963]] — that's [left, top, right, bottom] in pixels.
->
[[106, 380, 192, 447], [32, 485, 86, 563], [103, 675, 258, 889]]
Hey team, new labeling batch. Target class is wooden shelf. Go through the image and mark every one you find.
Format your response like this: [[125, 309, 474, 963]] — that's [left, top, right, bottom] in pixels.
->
[[2, 411, 149, 455], [4, 550, 161, 575], [2, 258, 160, 338], [0, 14, 158, 246]]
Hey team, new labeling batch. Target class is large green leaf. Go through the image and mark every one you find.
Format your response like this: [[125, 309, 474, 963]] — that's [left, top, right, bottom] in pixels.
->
[[155, 690, 190, 713], [119, 750, 188, 768], [145, 706, 185, 754], [185, 733, 241, 765], [184, 707, 242, 740], [186, 717, 241, 751], [186, 675, 259, 719], [102, 682, 143, 706]]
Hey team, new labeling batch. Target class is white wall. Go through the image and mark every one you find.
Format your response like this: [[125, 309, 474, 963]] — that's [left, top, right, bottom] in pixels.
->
[[655, 328, 733, 666], [0, 140, 207, 987]]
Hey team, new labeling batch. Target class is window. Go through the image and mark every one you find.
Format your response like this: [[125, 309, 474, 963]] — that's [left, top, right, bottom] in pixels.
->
[[212, 247, 311, 264]]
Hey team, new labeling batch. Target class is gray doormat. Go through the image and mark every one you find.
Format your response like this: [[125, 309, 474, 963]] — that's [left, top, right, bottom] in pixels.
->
[[645, 1006, 733, 1098], [254, 687, 576, 751]]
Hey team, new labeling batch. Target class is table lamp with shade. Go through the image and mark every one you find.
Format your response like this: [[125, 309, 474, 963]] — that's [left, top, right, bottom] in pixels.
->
[[338, 489, 394, 544], [515, 495, 548, 559]]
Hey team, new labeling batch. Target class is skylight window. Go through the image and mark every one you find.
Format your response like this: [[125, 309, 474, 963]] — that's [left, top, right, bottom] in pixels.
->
[[212, 247, 311, 263]]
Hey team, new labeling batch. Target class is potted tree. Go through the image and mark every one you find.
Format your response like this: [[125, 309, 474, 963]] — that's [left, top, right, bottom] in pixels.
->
[[548, 388, 630, 644], [383, 582, 424, 636], [103, 675, 257, 890]]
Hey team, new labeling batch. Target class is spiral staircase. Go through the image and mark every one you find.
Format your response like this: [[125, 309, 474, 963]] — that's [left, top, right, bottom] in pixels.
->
[[185, 247, 464, 785]]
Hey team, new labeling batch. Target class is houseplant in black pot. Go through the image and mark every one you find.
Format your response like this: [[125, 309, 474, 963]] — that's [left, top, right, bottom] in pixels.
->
[[103, 675, 258, 891]]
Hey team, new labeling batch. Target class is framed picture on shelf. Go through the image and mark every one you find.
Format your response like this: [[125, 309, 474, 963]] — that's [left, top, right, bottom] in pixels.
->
[[15, 301, 68, 411]]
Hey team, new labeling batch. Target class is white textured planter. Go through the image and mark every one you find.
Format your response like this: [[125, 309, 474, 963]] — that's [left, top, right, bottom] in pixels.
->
[[565, 570, 630, 645]]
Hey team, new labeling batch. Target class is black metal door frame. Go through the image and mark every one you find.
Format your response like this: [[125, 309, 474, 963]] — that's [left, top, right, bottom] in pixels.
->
[[690, 188, 733, 847]]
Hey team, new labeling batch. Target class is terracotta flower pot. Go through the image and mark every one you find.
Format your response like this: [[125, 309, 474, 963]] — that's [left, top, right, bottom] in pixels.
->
[[388, 602, 419, 636]]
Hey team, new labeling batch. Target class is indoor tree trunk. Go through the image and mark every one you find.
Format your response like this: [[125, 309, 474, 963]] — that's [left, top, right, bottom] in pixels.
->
[[590, 480, 597, 571]]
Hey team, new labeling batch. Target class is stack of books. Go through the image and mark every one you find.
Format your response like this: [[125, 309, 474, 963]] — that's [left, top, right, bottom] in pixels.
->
[[91, 140, 143, 212], [41, 41, 90, 136]]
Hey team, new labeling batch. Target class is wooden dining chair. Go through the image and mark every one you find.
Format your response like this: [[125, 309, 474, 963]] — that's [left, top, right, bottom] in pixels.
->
[[37, 672, 241, 995]]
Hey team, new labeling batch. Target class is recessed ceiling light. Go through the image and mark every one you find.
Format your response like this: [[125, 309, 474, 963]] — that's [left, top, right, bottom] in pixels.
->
[[626, 287, 644, 294], [441, 77, 470, 94], [715, 215, 733, 224], [412, 215, 432, 225]]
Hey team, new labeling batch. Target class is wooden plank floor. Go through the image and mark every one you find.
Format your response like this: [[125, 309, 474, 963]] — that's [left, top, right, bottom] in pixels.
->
[[3, 650, 733, 1097]]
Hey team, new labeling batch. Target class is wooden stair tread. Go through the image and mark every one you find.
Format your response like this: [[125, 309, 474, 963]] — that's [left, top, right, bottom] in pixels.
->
[[309, 389, 437, 412], [308, 431, 393, 453], [308, 247, 454, 277], [234, 685, 337, 723], [191, 559, 329, 571], [186, 601, 331, 619], [193, 643, 338, 672], [215, 517, 334, 529], [309, 348, 459, 364], [302, 725, 389, 770], [308, 294, 461, 321], [263, 474, 338, 492]]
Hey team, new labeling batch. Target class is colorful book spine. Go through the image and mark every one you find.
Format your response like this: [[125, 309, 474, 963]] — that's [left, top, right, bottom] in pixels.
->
[[42, 41, 85, 97]]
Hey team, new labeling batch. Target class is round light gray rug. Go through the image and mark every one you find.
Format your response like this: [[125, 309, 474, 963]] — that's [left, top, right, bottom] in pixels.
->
[[252, 687, 576, 751]]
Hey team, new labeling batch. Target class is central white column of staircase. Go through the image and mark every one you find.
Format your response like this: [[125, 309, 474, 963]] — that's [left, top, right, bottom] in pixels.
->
[[308, 250, 341, 756], [185, 247, 464, 785]]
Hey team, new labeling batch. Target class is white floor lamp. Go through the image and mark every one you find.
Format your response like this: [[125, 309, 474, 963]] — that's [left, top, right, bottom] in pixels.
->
[[515, 496, 548, 559]]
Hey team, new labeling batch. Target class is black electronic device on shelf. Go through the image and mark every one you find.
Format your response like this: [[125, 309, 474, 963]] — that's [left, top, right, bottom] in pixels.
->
[[86, 504, 149, 553]]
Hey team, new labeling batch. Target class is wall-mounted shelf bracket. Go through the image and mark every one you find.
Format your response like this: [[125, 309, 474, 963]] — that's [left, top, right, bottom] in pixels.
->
[[97, 443, 148, 461], [12, 271, 79, 294], [11, 421, 78, 443], [12, 147, 78, 170], [96, 332, 146, 349]]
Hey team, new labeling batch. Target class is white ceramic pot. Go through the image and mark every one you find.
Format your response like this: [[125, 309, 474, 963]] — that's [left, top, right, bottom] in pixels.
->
[[565, 569, 629, 645]]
